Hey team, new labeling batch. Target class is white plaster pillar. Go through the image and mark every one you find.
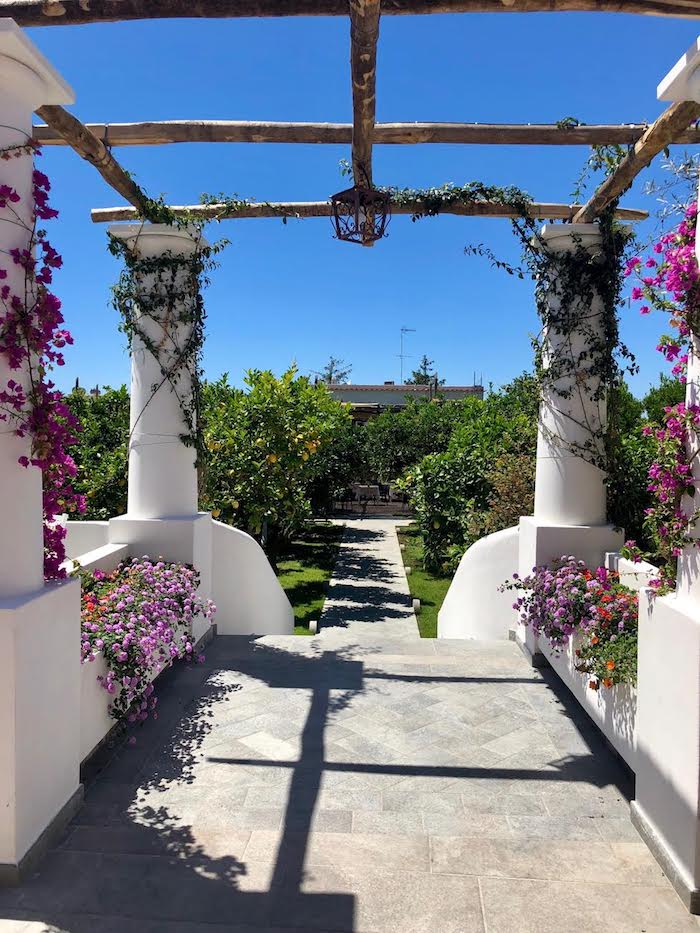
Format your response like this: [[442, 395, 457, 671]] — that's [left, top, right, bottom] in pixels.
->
[[0, 23, 71, 597], [0, 20, 81, 883], [633, 40, 700, 913], [517, 222, 623, 662], [108, 224, 207, 519], [533, 224, 608, 526], [675, 324, 700, 602]]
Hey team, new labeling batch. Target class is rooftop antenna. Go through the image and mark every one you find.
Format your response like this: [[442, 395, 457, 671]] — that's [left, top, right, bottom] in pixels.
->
[[399, 326, 415, 384]]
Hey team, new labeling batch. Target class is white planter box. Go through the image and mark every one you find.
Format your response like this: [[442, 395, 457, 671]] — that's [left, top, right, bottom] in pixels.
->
[[541, 633, 637, 771], [530, 552, 661, 774]]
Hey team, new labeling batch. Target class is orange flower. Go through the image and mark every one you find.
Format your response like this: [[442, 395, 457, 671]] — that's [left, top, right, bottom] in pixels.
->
[[602, 678, 614, 688], [590, 635, 599, 645], [606, 660, 615, 671], [589, 680, 599, 691]]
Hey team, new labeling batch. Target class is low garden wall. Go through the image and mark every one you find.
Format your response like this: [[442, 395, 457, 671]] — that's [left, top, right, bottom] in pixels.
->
[[534, 552, 658, 774]]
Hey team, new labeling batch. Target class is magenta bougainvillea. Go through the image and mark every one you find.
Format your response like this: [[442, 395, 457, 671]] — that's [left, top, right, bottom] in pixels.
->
[[0, 143, 84, 578], [625, 202, 700, 591]]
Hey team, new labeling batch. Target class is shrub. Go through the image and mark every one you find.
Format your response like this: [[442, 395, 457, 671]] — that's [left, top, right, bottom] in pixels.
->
[[406, 384, 537, 572], [81, 558, 215, 722], [363, 397, 468, 482], [65, 386, 129, 520], [201, 368, 350, 556]]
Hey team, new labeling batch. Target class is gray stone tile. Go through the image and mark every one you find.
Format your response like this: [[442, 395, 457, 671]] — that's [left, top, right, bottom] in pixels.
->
[[245, 829, 430, 871], [479, 877, 700, 933], [594, 816, 644, 843], [351, 810, 424, 835], [318, 786, 383, 812], [382, 790, 464, 815], [279, 865, 485, 932], [423, 812, 514, 838], [507, 814, 604, 841], [430, 836, 670, 886]]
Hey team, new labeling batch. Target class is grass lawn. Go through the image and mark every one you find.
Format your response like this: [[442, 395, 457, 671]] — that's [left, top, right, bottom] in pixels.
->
[[276, 522, 343, 635], [397, 523, 452, 638]]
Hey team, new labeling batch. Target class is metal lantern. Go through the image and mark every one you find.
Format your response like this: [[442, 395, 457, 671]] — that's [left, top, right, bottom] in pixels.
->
[[329, 185, 391, 245]]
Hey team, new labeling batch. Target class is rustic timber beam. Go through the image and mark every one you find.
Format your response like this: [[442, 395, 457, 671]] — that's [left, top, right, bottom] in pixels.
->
[[349, 0, 381, 246], [32, 120, 700, 148], [6, 0, 700, 23], [574, 100, 700, 222], [35, 104, 151, 214], [350, 0, 380, 187], [91, 200, 648, 224]]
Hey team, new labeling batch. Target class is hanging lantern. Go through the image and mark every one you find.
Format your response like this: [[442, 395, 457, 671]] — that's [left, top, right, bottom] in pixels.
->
[[329, 185, 391, 245]]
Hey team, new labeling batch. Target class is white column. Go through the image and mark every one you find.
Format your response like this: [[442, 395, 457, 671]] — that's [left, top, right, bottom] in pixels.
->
[[0, 20, 81, 880], [675, 318, 700, 603], [517, 222, 623, 663], [0, 22, 71, 596], [108, 224, 207, 519], [633, 38, 700, 914], [533, 223, 607, 526]]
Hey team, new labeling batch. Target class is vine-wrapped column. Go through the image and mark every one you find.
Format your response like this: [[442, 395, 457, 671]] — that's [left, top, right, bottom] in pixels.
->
[[534, 224, 608, 526], [0, 26, 71, 596], [108, 224, 207, 519], [518, 222, 623, 664]]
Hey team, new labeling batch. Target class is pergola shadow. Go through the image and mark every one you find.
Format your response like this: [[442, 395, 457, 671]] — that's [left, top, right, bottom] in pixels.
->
[[0, 633, 633, 930]]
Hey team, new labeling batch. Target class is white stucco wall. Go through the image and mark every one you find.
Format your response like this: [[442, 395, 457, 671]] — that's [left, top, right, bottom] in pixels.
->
[[211, 520, 294, 635], [65, 521, 110, 559], [438, 526, 519, 640]]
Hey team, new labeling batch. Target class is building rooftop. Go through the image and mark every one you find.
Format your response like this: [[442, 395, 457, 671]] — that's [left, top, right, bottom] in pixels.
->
[[327, 383, 483, 392]]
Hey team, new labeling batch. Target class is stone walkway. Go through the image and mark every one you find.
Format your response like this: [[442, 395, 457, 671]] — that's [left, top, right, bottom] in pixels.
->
[[1, 518, 698, 932]]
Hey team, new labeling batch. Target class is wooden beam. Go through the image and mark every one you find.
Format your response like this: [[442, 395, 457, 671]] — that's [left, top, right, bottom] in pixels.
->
[[7, 0, 700, 23], [574, 100, 700, 222], [349, 0, 381, 246], [350, 0, 380, 187], [35, 104, 150, 214], [32, 120, 700, 148], [91, 200, 648, 224]]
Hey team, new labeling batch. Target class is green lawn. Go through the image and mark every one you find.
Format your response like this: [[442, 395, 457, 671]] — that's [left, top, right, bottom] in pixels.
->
[[397, 524, 452, 638], [276, 523, 343, 635]]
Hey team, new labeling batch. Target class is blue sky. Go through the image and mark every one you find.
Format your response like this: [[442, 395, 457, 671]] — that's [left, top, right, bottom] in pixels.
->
[[26, 13, 699, 396]]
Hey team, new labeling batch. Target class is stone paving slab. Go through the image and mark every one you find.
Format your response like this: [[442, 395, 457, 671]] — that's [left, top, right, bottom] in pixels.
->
[[0, 518, 698, 931]]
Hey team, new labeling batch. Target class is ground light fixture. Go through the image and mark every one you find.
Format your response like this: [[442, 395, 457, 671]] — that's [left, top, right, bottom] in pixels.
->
[[329, 184, 391, 244]]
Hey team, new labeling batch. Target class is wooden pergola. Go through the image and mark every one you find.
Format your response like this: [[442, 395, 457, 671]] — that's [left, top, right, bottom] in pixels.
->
[[7, 0, 700, 242]]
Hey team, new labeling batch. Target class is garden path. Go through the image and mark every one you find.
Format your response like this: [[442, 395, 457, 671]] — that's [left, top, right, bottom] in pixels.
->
[[0, 518, 697, 932]]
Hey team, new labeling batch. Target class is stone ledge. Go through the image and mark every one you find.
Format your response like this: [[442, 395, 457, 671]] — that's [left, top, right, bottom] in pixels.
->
[[631, 800, 700, 914]]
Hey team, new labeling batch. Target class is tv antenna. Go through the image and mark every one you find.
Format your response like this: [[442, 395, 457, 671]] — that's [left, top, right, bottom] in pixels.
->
[[398, 326, 416, 384]]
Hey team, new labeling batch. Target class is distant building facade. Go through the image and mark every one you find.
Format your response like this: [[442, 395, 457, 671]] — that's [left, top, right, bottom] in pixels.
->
[[327, 381, 484, 422]]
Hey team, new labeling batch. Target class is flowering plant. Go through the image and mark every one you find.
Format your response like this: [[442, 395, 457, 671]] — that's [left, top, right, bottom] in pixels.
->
[[503, 557, 638, 689], [0, 144, 84, 577], [625, 202, 700, 592], [625, 201, 699, 382], [81, 558, 215, 723]]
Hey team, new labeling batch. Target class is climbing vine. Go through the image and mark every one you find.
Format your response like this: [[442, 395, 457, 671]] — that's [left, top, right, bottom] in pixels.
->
[[383, 178, 635, 477], [0, 141, 84, 578], [525, 207, 636, 473], [108, 218, 226, 473]]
